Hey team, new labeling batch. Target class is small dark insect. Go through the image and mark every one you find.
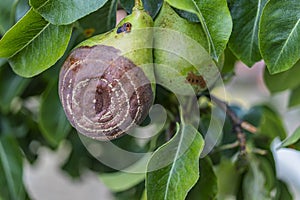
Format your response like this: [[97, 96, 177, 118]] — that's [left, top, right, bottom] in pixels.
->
[[117, 22, 132, 34], [186, 72, 206, 88]]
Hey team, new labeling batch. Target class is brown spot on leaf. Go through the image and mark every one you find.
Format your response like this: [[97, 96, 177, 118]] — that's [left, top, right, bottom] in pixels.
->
[[186, 72, 206, 88], [84, 28, 95, 37]]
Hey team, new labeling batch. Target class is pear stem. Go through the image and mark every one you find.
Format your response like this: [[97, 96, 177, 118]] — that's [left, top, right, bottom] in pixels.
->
[[134, 0, 143, 9]]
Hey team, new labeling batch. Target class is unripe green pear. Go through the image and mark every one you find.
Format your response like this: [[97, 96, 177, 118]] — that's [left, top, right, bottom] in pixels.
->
[[59, 1, 155, 140], [154, 2, 220, 95]]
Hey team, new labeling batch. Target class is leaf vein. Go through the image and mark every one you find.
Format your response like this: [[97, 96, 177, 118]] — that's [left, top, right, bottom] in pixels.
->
[[273, 18, 300, 67], [164, 127, 185, 199], [249, 0, 262, 61], [191, 0, 217, 59]]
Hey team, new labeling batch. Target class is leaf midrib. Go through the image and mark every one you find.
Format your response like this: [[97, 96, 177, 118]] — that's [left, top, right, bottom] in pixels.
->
[[273, 18, 300, 67], [164, 126, 185, 199], [249, 0, 262, 61], [34, 0, 50, 10], [12, 10, 50, 58], [191, 0, 217, 59]]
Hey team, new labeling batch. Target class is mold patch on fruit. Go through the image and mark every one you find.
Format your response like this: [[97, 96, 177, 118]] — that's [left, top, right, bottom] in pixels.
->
[[59, 45, 153, 140]]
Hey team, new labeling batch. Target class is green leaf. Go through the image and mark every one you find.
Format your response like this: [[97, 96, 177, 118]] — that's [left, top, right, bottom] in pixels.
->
[[186, 157, 217, 200], [0, 135, 25, 200], [259, 0, 300, 74], [215, 158, 240, 199], [228, 0, 267, 66], [143, 0, 163, 19], [120, 0, 163, 18], [279, 126, 300, 149], [173, 8, 199, 23], [0, 9, 49, 58], [39, 82, 71, 147], [289, 85, 300, 108], [146, 124, 204, 200], [141, 189, 147, 200], [256, 154, 276, 192], [0, 65, 30, 113], [99, 155, 149, 192], [30, 0, 109, 25], [7, 15, 72, 77], [223, 47, 237, 73], [153, 1, 209, 62], [264, 60, 300, 93], [165, 0, 232, 60], [243, 156, 270, 200], [114, 182, 145, 200], [275, 180, 293, 200], [100, 172, 145, 193], [0, 8, 72, 77]]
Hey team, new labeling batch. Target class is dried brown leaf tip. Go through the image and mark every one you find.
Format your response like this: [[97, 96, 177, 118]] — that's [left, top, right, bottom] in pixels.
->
[[186, 71, 206, 88]]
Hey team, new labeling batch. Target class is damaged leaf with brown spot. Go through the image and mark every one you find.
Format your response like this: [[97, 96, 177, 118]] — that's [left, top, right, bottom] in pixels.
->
[[154, 2, 220, 95]]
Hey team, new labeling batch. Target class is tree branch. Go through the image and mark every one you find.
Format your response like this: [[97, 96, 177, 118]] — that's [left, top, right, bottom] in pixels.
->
[[209, 95, 257, 134], [208, 95, 256, 155]]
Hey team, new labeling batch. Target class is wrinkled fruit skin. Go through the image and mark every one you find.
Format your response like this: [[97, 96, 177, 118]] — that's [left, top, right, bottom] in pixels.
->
[[154, 2, 220, 95], [59, 6, 154, 140]]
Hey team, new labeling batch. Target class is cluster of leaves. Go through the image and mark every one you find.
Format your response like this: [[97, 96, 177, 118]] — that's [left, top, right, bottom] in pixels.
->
[[0, 0, 300, 200]]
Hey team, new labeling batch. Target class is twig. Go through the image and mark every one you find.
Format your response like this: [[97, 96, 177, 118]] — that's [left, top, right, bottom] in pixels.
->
[[236, 125, 246, 155], [252, 148, 268, 155], [217, 141, 239, 151], [241, 121, 258, 134], [209, 95, 257, 134], [210, 141, 240, 155], [208, 95, 252, 155]]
